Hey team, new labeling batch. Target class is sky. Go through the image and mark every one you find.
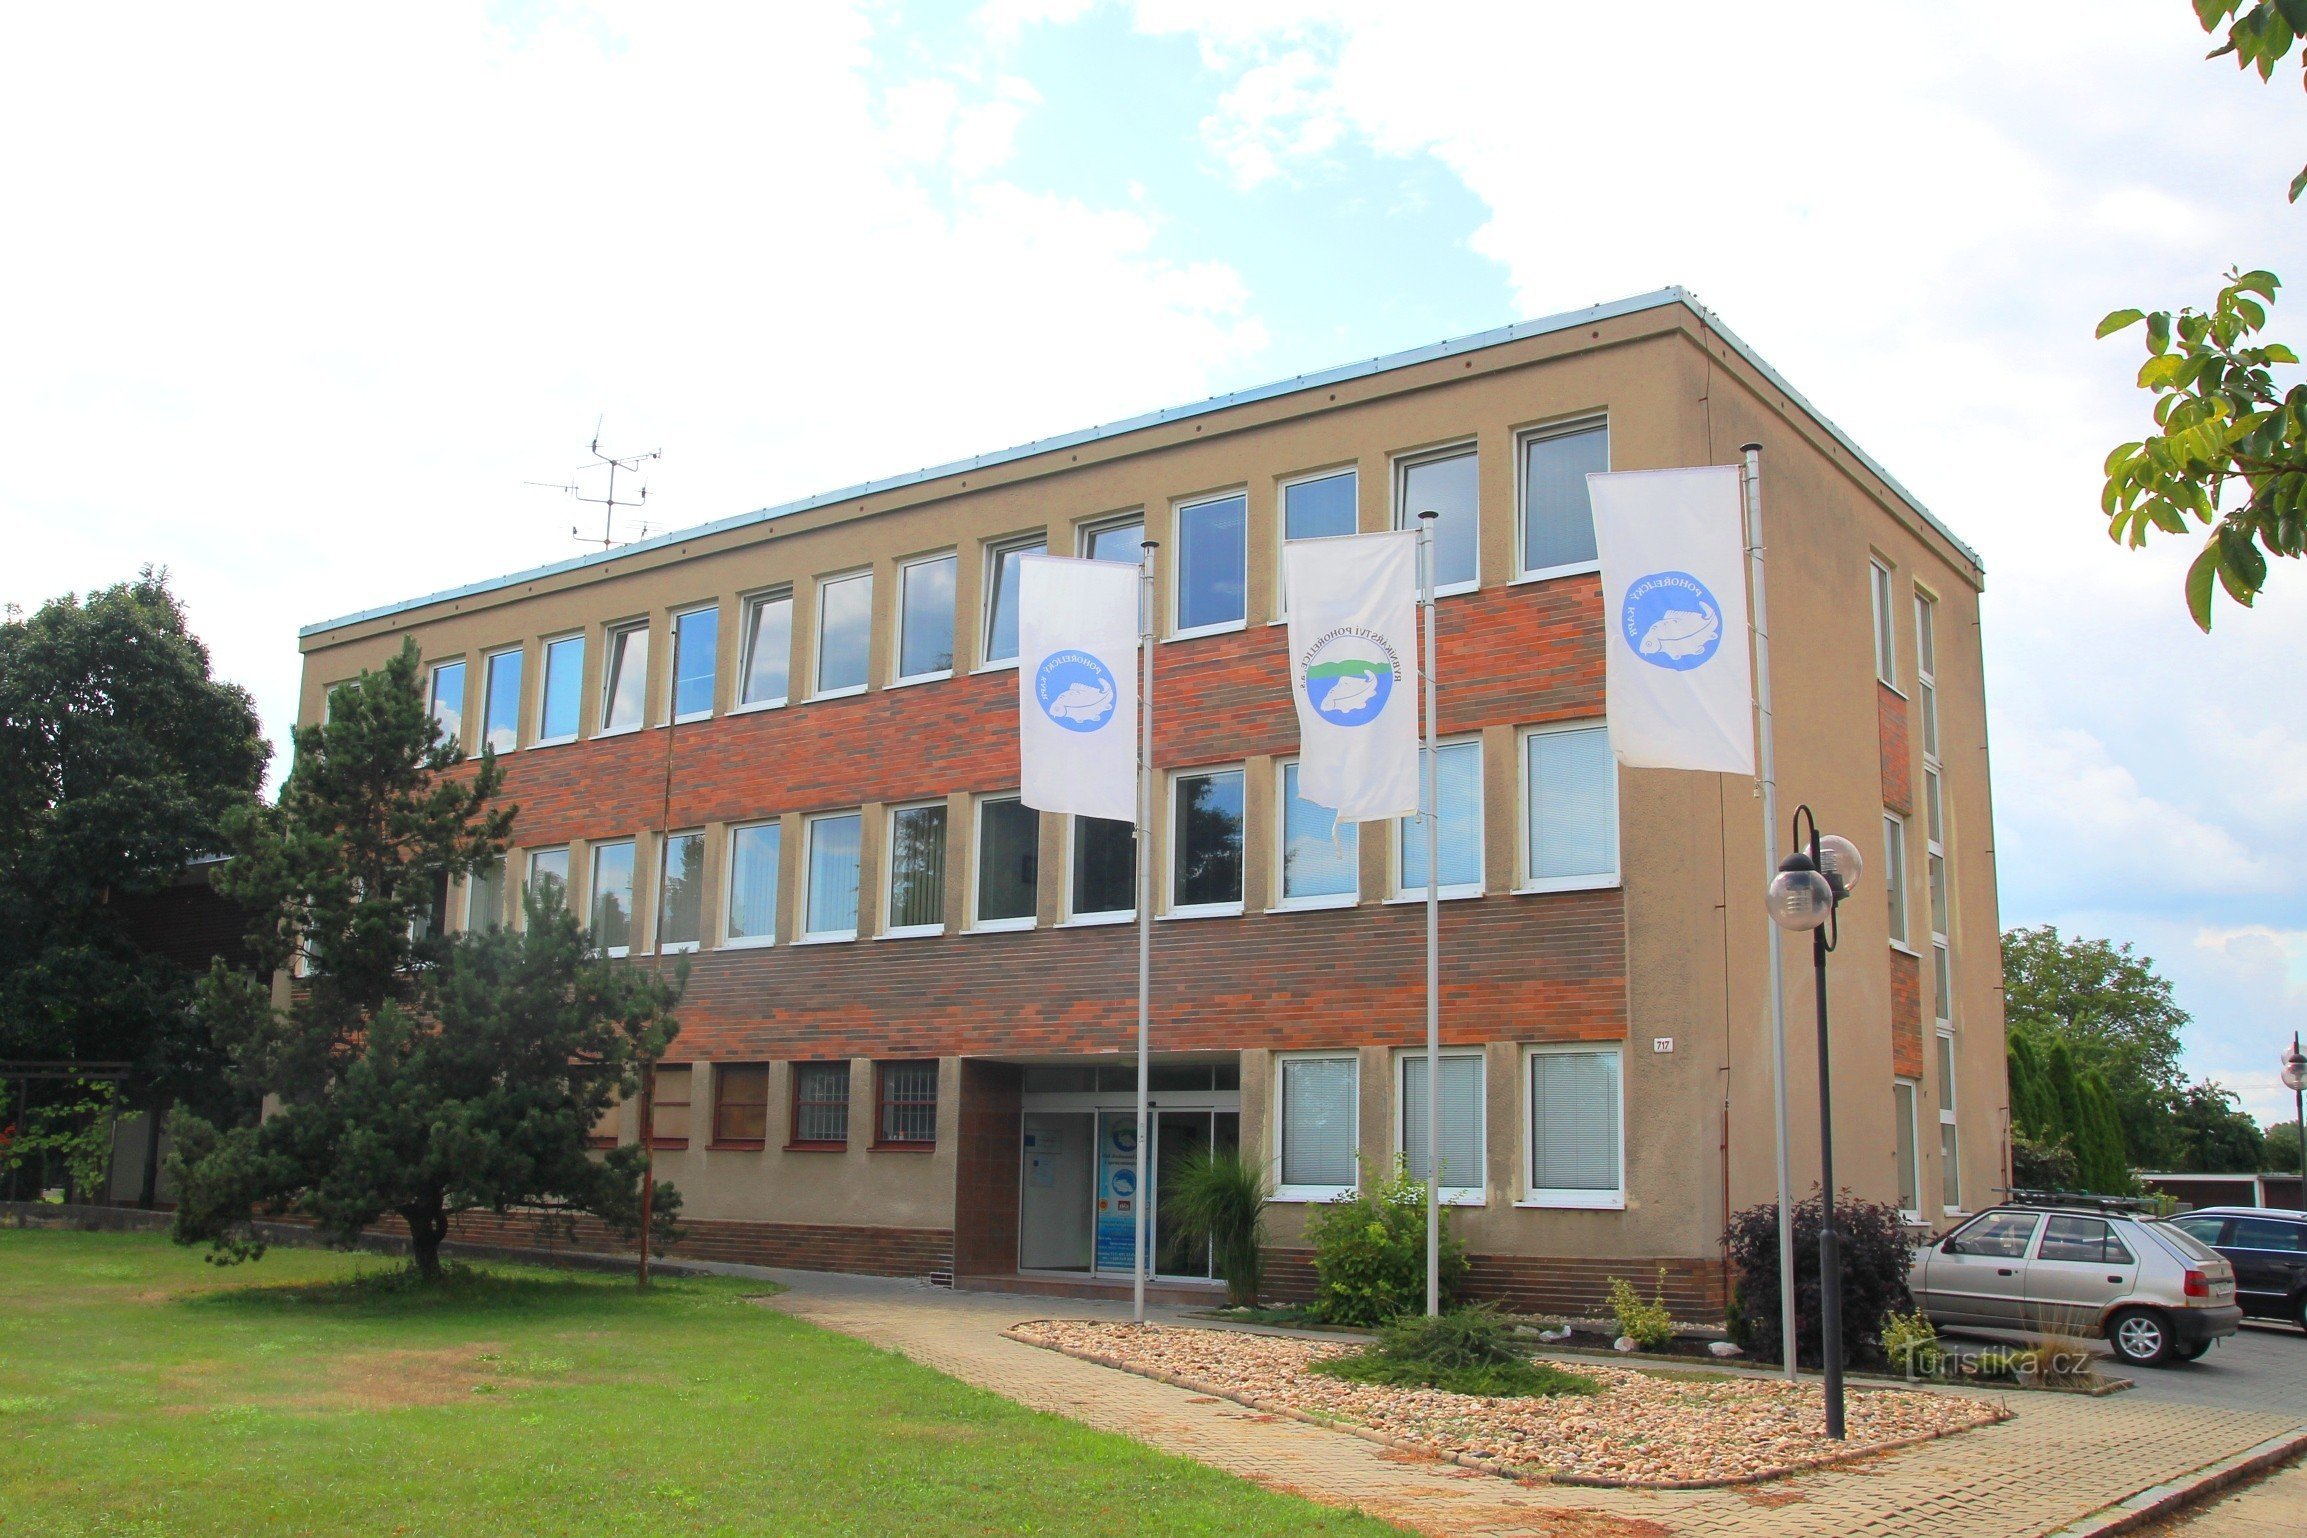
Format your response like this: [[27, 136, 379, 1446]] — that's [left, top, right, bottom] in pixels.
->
[[5, 2, 2304, 1122]]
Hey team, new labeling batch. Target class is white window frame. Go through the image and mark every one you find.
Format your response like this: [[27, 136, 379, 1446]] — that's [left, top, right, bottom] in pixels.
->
[[1521, 1043, 1624, 1209], [1870, 559, 1898, 688], [892, 549, 958, 687], [970, 793, 1039, 933], [534, 633, 585, 746], [1917, 590, 1951, 1025], [1937, 1029, 1962, 1215], [1394, 442, 1480, 598], [1061, 814, 1136, 927], [598, 619, 651, 737], [1894, 1078, 1923, 1222], [1513, 418, 1608, 584], [799, 811, 863, 943], [524, 845, 571, 928], [654, 827, 706, 954], [1272, 757, 1357, 911], [590, 838, 638, 958], [1884, 810, 1910, 947], [1395, 1048, 1485, 1205], [427, 658, 466, 749], [668, 604, 719, 725], [812, 570, 873, 701], [1272, 1049, 1360, 1203], [1167, 765, 1247, 919], [980, 533, 1046, 670], [733, 587, 794, 714], [1171, 489, 1250, 640], [481, 646, 523, 754], [721, 819, 782, 949], [1077, 513, 1145, 562], [1392, 735, 1483, 902], [881, 800, 949, 939], [1516, 721, 1619, 893], [1275, 465, 1359, 619]]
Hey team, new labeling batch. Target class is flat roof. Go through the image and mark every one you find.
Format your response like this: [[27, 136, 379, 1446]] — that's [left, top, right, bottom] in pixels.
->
[[303, 285, 1978, 639]]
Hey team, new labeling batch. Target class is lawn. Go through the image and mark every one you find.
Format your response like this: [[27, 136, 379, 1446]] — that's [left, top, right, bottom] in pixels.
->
[[0, 1229, 1399, 1536]]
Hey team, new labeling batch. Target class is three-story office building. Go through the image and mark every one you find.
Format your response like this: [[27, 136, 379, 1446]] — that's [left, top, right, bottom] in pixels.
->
[[299, 289, 2005, 1312]]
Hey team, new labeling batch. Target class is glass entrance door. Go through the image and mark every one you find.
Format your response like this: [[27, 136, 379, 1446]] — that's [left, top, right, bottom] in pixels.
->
[[1153, 1108, 1241, 1280]]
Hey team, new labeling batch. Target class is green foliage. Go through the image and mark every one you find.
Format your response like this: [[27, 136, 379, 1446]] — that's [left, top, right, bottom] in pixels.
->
[[2010, 1129, 2081, 1191], [2169, 1082, 2265, 1173], [2263, 1118, 2305, 1173], [2196, 1, 2307, 198], [1302, 1156, 1467, 1326], [1604, 1270, 1675, 1350], [1158, 1148, 1270, 1307], [1721, 1190, 1916, 1369], [2003, 927, 2198, 1170], [1370, 1304, 1522, 1371], [1880, 1308, 1942, 1377], [0, 571, 268, 1115], [0, 1079, 122, 1198], [1311, 1306, 1601, 1398], [2075, 1070, 2136, 1195]]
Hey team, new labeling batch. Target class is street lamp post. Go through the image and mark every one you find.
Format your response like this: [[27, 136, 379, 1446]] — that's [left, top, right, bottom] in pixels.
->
[[2282, 1036, 2306, 1190], [1765, 805, 1865, 1441]]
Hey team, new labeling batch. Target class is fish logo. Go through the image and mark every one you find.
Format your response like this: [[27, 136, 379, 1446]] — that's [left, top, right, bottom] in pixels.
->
[[1302, 629, 1398, 728], [1620, 571, 1726, 672], [1035, 650, 1118, 733]]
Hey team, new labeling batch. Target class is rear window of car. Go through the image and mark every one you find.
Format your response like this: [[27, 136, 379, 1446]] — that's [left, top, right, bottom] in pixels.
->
[[2146, 1220, 2224, 1265], [2228, 1217, 2307, 1253]]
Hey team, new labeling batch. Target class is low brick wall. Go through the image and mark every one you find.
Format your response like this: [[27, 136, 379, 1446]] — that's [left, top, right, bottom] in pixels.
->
[[1261, 1246, 1725, 1320]]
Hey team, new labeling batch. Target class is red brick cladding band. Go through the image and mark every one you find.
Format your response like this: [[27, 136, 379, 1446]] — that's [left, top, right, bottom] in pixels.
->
[[1890, 949, 1924, 1080], [1877, 682, 1912, 816]]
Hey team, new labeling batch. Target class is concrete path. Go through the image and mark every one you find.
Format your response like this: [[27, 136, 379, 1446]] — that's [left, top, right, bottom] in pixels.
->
[[759, 1270, 2307, 1538]]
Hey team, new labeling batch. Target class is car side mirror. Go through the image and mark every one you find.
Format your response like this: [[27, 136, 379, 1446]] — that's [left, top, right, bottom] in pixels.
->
[[1940, 1238, 1963, 1256]]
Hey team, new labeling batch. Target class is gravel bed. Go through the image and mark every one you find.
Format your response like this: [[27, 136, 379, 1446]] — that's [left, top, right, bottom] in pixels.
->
[[1009, 1319, 2008, 1487]]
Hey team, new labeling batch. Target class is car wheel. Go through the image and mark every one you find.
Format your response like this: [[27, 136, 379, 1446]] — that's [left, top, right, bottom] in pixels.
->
[[2108, 1307, 2174, 1368], [2294, 1292, 2307, 1335]]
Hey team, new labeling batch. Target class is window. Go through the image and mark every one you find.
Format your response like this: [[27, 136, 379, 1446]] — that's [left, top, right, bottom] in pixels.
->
[[738, 589, 793, 708], [2170, 1216, 2228, 1247], [671, 605, 718, 721], [2230, 1217, 2307, 1252], [725, 821, 781, 945], [1279, 470, 1357, 613], [876, 1061, 939, 1146], [1175, 492, 1248, 634], [1277, 760, 1355, 906], [1400, 1051, 1484, 1199], [1937, 1032, 1960, 1211], [590, 839, 636, 954], [983, 536, 1046, 665], [1171, 768, 1245, 913], [1917, 592, 1951, 1025], [1883, 813, 1909, 944], [884, 803, 948, 935], [1519, 422, 1608, 578], [527, 846, 569, 909], [1276, 1053, 1358, 1198], [538, 635, 584, 742], [657, 831, 704, 951], [1870, 560, 1898, 687], [896, 551, 957, 682], [1398, 739, 1482, 897], [1914, 593, 1940, 758], [974, 796, 1039, 928], [1071, 816, 1135, 919], [2039, 1216, 2134, 1265], [712, 1064, 770, 1147], [1526, 1046, 1622, 1206], [465, 856, 504, 931], [601, 622, 649, 733], [410, 868, 449, 944], [1522, 724, 1617, 889], [814, 572, 872, 697], [428, 660, 465, 749], [790, 1061, 851, 1148], [482, 648, 523, 753], [1946, 1210, 2038, 1258], [1082, 517, 1144, 563], [650, 1065, 691, 1148], [1399, 447, 1478, 594], [802, 812, 862, 940], [1894, 1081, 1920, 1218]]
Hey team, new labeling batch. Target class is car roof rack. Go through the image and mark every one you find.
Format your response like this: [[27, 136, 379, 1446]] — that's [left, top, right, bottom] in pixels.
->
[[1994, 1187, 2163, 1215]]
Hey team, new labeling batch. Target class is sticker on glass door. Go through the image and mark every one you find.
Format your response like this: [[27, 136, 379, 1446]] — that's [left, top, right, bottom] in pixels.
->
[[1094, 1113, 1139, 1274]]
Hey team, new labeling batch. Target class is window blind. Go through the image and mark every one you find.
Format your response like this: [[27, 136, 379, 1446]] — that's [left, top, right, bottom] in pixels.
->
[[726, 823, 780, 940], [806, 814, 861, 935], [1520, 425, 1607, 573], [1527, 727, 1616, 881], [886, 805, 947, 930], [1529, 1049, 1619, 1193], [1402, 1053, 1484, 1190], [1280, 1057, 1357, 1188], [1400, 740, 1480, 890]]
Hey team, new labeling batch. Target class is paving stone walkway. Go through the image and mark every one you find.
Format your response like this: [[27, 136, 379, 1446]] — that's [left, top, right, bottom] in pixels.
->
[[760, 1270, 2307, 1538]]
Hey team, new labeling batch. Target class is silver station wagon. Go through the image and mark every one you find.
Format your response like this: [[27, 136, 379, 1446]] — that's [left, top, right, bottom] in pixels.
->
[[1908, 1198, 2241, 1367]]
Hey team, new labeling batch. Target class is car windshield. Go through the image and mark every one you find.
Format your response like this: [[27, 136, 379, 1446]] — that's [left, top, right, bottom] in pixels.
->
[[2144, 1220, 2222, 1265]]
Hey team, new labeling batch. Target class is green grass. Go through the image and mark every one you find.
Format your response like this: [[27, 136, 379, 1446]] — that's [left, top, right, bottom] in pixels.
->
[[1308, 1350, 1602, 1398], [0, 1229, 1401, 1535]]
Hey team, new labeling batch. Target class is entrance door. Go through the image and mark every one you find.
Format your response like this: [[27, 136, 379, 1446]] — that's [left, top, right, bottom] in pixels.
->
[[1153, 1109, 1241, 1280], [1018, 1112, 1093, 1271]]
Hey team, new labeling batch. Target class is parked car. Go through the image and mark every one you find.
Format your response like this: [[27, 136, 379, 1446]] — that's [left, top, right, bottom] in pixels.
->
[[1907, 1198, 2241, 1367], [2163, 1206, 2307, 1333]]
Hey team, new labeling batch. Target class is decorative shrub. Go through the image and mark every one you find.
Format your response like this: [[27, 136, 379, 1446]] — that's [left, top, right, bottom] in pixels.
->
[[1310, 1305, 1601, 1398], [1605, 1271, 1676, 1350], [1303, 1157, 1468, 1326], [1159, 1148, 1271, 1307], [1880, 1308, 1942, 1377], [1722, 1189, 1917, 1369]]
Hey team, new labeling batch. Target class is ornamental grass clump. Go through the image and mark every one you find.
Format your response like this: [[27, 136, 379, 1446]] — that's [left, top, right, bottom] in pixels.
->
[[1159, 1149, 1271, 1307], [1311, 1305, 1602, 1398]]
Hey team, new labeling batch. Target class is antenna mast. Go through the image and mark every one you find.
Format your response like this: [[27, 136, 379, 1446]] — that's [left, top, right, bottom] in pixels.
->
[[528, 418, 662, 548]]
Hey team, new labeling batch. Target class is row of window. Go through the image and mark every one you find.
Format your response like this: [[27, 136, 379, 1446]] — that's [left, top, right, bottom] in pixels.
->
[[405, 423, 1611, 754], [641, 1059, 937, 1151], [464, 724, 1620, 948]]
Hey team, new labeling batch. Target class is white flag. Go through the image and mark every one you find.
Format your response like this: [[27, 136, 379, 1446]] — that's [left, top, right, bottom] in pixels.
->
[[1018, 555, 1139, 823], [1283, 531, 1420, 823], [1588, 466, 1755, 775]]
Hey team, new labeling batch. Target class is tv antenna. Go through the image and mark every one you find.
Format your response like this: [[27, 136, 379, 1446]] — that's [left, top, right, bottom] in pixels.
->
[[527, 418, 662, 548]]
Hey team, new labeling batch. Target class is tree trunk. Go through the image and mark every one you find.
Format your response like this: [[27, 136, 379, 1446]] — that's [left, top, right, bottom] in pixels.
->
[[403, 1198, 449, 1281]]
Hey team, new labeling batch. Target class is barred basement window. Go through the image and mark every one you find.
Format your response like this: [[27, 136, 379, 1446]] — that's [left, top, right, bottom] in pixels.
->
[[712, 1064, 769, 1147], [789, 1062, 850, 1148], [877, 1061, 938, 1146]]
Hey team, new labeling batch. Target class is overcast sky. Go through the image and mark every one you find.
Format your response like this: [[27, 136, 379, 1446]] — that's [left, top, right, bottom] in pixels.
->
[[6, 2, 2304, 1121]]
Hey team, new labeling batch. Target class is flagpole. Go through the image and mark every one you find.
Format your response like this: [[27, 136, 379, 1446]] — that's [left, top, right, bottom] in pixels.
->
[[1135, 538, 1158, 1326], [1418, 509, 1441, 1318], [1742, 443, 1798, 1381]]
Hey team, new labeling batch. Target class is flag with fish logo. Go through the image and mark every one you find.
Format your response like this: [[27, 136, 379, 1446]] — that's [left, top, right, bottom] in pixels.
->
[[1588, 465, 1755, 775], [1018, 554, 1140, 824], [1283, 530, 1420, 823]]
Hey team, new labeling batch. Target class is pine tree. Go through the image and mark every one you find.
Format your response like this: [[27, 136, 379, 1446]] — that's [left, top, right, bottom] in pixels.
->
[[2076, 1072, 2135, 1194]]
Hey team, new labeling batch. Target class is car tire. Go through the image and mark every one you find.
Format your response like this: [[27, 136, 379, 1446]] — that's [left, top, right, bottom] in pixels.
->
[[2173, 1339, 2210, 1362], [2293, 1292, 2307, 1335], [2108, 1307, 2175, 1368]]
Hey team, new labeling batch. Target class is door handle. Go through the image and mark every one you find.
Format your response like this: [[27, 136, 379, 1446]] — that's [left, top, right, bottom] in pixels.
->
[[1997, 1268, 2015, 1276], [2107, 1275, 2123, 1284]]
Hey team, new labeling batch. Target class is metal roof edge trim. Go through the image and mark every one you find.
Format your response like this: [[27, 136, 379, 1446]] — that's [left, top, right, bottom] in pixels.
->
[[301, 285, 1974, 639]]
